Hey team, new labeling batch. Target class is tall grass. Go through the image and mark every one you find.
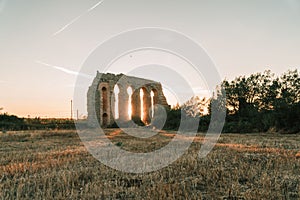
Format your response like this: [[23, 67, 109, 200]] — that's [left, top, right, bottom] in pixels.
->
[[0, 130, 299, 199]]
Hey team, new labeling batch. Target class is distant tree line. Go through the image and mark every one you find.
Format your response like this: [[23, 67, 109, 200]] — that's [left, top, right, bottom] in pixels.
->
[[0, 114, 76, 131], [163, 69, 300, 133]]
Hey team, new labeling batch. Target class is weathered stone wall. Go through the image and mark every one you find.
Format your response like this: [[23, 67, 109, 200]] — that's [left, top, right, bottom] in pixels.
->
[[87, 72, 170, 127]]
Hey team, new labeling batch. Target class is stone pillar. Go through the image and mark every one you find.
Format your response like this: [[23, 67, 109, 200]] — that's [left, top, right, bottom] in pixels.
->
[[142, 88, 151, 125], [110, 87, 116, 120], [98, 82, 110, 127], [151, 89, 159, 105], [118, 85, 129, 121], [155, 85, 169, 109], [131, 88, 141, 121]]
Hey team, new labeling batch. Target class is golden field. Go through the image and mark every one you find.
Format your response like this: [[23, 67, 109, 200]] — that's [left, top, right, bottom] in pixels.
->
[[0, 129, 299, 199]]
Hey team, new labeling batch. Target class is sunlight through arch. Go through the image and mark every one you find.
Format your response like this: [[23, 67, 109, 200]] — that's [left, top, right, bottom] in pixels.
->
[[127, 87, 133, 119], [150, 90, 154, 118], [140, 88, 144, 121], [114, 85, 120, 119]]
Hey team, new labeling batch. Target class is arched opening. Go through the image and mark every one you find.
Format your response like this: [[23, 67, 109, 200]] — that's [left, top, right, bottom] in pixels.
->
[[114, 85, 120, 119], [102, 87, 108, 112], [150, 90, 154, 118], [102, 113, 108, 127], [140, 89, 144, 121], [127, 87, 133, 119]]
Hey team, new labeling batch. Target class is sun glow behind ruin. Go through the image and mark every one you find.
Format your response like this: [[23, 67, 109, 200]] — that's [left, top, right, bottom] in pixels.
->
[[87, 73, 170, 127], [127, 87, 133, 119], [140, 89, 144, 122], [112, 86, 158, 123]]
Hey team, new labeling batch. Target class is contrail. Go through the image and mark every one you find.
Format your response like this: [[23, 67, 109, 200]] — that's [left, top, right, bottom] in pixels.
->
[[87, 0, 104, 11], [35, 60, 92, 78], [53, 0, 105, 36], [52, 15, 82, 36]]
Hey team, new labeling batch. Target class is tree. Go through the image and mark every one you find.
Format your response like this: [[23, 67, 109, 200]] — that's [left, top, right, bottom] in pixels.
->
[[221, 69, 300, 133], [273, 69, 300, 132], [182, 96, 209, 117], [279, 69, 300, 105]]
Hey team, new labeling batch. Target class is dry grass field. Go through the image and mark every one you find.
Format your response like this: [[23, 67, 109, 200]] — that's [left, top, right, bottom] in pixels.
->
[[0, 129, 299, 199]]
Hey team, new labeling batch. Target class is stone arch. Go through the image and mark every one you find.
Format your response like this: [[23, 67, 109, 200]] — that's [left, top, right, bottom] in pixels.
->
[[87, 73, 170, 127]]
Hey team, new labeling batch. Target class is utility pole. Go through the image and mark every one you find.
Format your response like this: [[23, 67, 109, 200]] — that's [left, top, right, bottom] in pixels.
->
[[77, 109, 79, 120], [71, 100, 73, 120]]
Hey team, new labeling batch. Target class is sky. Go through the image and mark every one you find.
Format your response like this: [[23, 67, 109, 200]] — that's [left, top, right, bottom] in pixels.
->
[[0, 0, 300, 118]]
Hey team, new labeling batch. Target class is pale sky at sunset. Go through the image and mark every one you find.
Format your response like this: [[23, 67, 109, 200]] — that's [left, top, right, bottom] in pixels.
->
[[0, 0, 300, 118]]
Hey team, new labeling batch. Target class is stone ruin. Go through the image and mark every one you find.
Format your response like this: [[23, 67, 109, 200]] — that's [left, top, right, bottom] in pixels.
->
[[87, 72, 170, 127]]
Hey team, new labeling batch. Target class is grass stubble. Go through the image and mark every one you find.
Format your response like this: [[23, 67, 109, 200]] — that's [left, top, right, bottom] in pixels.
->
[[0, 129, 299, 199]]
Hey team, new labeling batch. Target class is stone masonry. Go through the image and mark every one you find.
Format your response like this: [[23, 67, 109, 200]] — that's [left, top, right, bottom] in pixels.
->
[[87, 72, 169, 127]]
